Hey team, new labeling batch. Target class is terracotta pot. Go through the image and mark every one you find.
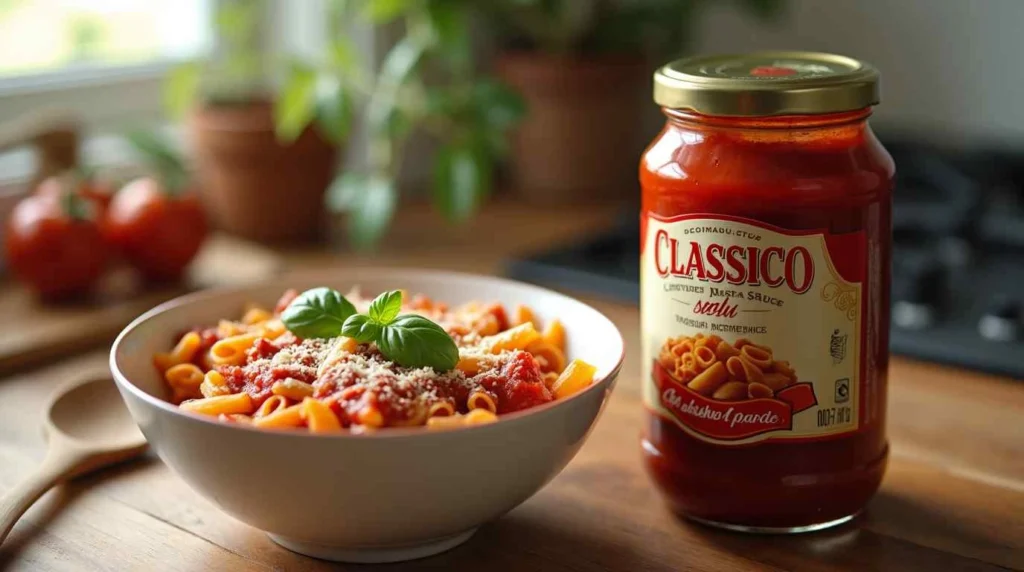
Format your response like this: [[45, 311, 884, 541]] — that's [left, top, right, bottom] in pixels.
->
[[188, 101, 338, 243], [496, 53, 650, 204]]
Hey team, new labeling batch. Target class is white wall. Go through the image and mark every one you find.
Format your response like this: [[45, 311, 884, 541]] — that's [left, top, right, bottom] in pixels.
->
[[694, 0, 1024, 148]]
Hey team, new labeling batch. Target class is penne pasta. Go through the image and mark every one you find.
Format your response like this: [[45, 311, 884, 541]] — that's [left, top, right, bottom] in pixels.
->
[[552, 359, 597, 399], [687, 361, 728, 396], [301, 398, 342, 433], [427, 414, 464, 430], [712, 381, 748, 401], [479, 322, 542, 354], [356, 406, 384, 429], [693, 346, 717, 370], [740, 344, 773, 369], [714, 340, 741, 362], [241, 307, 272, 325], [427, 401, 456, 418], [525, 339, 567, 374], [272, 378, 315, 401], [658, 334, 800, 404], [255, 395, 289, 418], [200, 370, 230, 398], [165, 362, 205, 402], [252, 403, 304, 429], [159, 287, 602, 433], [209, 334, 258, 366], [153, 331, 202, 373], [181, 393, 254, 417], [541, 319, 566, 352], [463, 409, 498, 425], [512, 304, 536, 328]]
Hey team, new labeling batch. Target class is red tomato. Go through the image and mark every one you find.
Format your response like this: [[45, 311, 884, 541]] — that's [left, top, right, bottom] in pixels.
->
[[4, 193, 108, 299], [103, 177, 207, 282], [35, 174, 115, 215]]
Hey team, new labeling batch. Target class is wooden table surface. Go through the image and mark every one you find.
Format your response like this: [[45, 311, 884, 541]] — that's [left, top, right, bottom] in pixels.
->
[[0, 202, 1022, 571]]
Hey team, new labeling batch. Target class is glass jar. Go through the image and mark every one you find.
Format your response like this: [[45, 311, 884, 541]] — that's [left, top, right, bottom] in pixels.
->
[[640, 52, 893, 533]]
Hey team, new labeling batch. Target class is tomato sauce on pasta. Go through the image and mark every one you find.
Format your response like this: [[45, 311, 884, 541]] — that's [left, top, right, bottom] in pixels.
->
[[155, 289, 597, 432], [640, 53, 894, 532]]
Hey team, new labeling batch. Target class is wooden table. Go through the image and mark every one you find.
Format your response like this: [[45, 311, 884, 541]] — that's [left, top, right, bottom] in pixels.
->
[[1, 203, 1022, 571]]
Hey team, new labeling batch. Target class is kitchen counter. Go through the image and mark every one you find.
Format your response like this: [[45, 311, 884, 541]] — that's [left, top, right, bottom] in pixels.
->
[[0, 202, 1021, 571]]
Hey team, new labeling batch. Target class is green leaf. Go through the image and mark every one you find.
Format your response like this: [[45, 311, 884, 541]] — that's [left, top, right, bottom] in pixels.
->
[[163, 61, 201, 119], [433, 144, 490, 223], [472, 80, 526, 132], [59, 188, 96, 222], [281, 287, 358, 339], [368, 37, 425, 132], [377, 315, 459, 370], [362, 0, 413, 23], [348, 175, 397, 249], [426, 0, 470, 69], [216, 0, 259, 45], [341, 314, 382, 343], [368, 290, 403, 324], [316, 76, 354, 144], [274, 62, 318, 143], [123, 129, 188, 192], [328, 37, 359, 73]]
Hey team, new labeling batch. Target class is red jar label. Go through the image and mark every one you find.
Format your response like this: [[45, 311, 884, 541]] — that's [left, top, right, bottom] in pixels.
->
[[641, 214, 866, 444]]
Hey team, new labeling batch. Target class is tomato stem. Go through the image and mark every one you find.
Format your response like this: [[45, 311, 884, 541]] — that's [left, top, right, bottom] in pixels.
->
[[59, 188, 94, 221]]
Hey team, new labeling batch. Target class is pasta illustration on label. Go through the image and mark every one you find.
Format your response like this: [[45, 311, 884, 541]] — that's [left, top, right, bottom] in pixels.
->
[[641, 214, 865, 444]]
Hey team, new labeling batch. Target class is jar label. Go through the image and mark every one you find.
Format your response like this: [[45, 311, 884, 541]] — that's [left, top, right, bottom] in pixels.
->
[[641, 213, 865, 444]]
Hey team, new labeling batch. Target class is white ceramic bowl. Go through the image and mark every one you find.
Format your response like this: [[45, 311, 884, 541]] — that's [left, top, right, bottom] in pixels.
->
[[110, 269, 624, 563]]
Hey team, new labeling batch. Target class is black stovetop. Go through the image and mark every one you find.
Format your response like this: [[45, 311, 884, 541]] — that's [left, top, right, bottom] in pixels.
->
[[506, 141, 1024, 379]]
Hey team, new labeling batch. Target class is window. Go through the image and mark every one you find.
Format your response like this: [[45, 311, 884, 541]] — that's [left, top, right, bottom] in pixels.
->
[[0, 0, 213, 184], [0, 1, 366, 184], [0, 0, 212, 79]]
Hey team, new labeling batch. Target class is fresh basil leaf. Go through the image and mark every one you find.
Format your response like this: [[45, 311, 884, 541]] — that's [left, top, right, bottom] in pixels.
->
[[368, 290, 403, 325], [341, 314, 382, 343], [281, 287, 357, 338], [377, 315, 459, 371]]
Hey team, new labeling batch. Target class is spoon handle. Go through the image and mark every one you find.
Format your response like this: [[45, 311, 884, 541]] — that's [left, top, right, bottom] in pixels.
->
[[0, 448, 88, 545]]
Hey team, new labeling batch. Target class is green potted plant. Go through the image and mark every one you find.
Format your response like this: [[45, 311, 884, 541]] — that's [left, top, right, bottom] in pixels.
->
[[279, 0, 525, 249], [491, 0, 783, 203], [166, 0, 352, 243]]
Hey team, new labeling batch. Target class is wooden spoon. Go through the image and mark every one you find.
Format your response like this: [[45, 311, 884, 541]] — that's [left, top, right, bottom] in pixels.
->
[[0, 377, 147, 544]]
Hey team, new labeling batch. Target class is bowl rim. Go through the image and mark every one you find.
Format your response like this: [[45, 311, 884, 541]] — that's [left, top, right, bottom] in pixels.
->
[[110, 267, 625, 440]]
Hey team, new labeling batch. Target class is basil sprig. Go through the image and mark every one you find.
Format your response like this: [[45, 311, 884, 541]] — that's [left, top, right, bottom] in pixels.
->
[[280, 287, 357, 339], [281, 287, 459, 371]]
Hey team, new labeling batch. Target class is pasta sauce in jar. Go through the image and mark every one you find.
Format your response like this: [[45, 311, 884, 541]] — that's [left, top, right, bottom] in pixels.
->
[[640, 52, 893, 532]]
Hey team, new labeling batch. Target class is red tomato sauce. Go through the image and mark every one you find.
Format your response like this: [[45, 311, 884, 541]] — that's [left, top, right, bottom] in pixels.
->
[[205, 332, 553, 427], [641, 108, 894, 529]]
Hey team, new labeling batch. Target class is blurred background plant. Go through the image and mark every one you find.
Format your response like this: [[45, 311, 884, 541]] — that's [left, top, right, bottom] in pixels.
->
[[492, 0, 782, 56], [157, 0, 343, 244], [164, 0, 267, 113], [490, 0, 784, 204], [278, 0, 525, 249], [144, 0, 781, 248]]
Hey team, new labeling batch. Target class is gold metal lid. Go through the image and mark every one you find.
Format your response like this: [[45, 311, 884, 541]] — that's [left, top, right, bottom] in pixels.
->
[[653, 51, 879, 116]]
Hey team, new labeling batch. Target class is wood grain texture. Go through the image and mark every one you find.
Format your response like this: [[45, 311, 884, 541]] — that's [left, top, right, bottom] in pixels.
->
[[0, 201, 1021, 571]]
